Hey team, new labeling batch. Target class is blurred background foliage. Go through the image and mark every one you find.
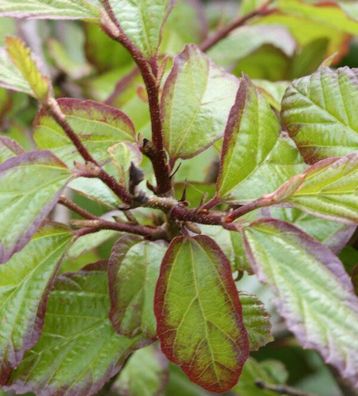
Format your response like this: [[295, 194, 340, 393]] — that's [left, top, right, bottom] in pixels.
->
[[0, 0, 357, 395]]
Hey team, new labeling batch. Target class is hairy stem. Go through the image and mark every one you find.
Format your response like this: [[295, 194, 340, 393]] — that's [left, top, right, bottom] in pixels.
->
[[101, 4, 172, 196], [255, 381, 315, 396], [75, 219, 167, 240], [58, 196, 97, 220], [200, 0, 276, 52]]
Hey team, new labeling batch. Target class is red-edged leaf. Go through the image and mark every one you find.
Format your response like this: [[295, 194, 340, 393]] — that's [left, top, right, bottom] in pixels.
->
[[0, 151, 71, 263], [0, 224, 71, 384], [109, 235, 166, 339], [155, 235, 249, 393], [0, 136, 24, 163], [34, 98, 136, 166], [243, 219, 358, 387]]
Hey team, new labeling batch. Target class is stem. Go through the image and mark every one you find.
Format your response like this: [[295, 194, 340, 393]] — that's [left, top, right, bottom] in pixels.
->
[[200, 1, 276, 52], [47, 97, 133, 205], [255, 381, 316, 396], [47, 98, 98, 165], [75, 219, 167, 240], [101, 4, 172, 196], [58, 196, 97, 220]]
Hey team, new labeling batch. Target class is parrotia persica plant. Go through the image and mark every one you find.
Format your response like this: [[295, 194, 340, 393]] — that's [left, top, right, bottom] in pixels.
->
[[0, 0, 358, 395]]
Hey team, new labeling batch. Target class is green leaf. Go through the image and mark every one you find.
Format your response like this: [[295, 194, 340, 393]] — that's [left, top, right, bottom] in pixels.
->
[[277, 153, 358, 224], [217, 77, 304, 203], [105, 0, 173, 58], [208, 25, 295, 70], [6, 269, 144, 396], [268, 207, 356, 254], [277, 0, 358, 35], [112, 345, 168, 396], [68, 229, 118, 259], [282, 67, 358, 162], [0, 151, 71, 264], [0, 136, 24, 163], [34, 98, 136, 166], [0, 224, 71, 384], [240, 293, 272, 351], [253, 80, 289, 110], [243, 219, 358, 387], [69, 177, 121, 208], [0, 0, 100, 21], [161, 44, 239, 161], [0, 48, 34, 97], [233, 358, 288, 396], [108, 142, 142, 188], [5, 37, 50, 101], [109, 236, 167, 339], [155, 235, 249, 393]]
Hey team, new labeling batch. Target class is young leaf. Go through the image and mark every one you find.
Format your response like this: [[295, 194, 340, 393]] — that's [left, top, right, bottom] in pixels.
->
[[0, 0, 100, 21], [0, 151, 72, 264], [155, 235, 249, 393], [282, 67, 358, 163], [276, 153, 358, 224], [105, 0, 173, 58], [111, 344, 168, 396], [109, 236, 167, 339], [5, 37, 50, 101], [217, 77, 304, 203], [161, 45, 239, 161], [34, 98, 136, 166], [0, 224, 71, 384], [0, 136, 24, 163], [243, 219, 358, 387], [240, 293, 272, 351], [5, 269, 145, 396]]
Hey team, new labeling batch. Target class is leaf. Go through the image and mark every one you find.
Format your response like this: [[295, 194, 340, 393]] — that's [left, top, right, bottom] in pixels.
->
[[108, 142, 142, 187], [277, 0, 358, 35], [5, 37, 50, 101], [277, 153, 358, 224], [0, 151, 71, 264], [281, 67, 358, 163], [155, 235, 249, 393], [240, 293, 272, 351], [68, 229, 118, 259], [0, 0, 100, 21], [109, 236, 167, 339], [5, 269, 145, 396], [69, 177, 121, 208], [340, 2, 358, 21], [0, 136, 24, 163], [161, 44, 239, 161], [34, 98, 136, 166], [217, 77, 304, 203], [268, 207, 356, 254], [112, 344, 168, 396], [208, 25, 296, 70], [232, 357, 288, 396], [105, 0, 173, 58], [243, 218, 358, 387], [0, 224, 71, 384]]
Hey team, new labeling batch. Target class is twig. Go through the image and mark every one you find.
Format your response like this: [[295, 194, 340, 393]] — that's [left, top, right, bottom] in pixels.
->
[[200, 0, 276, 52], [75, 219, 168, 240], [101, 4, 172, 196], [58, 196, 97, 220], [255, 381, 316, 396]]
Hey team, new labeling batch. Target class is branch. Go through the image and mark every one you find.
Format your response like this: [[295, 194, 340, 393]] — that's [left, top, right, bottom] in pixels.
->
[[75, 219, 168, 240], [58, 196, 97, 220], [101, 5, 172, 196], [200, 0, 276, 52]]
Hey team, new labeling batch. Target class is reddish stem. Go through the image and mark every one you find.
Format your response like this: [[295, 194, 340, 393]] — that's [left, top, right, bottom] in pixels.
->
[[200, 1, 276, 52], [101, 3, 172, 196], [58, 196, 97, 220]]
